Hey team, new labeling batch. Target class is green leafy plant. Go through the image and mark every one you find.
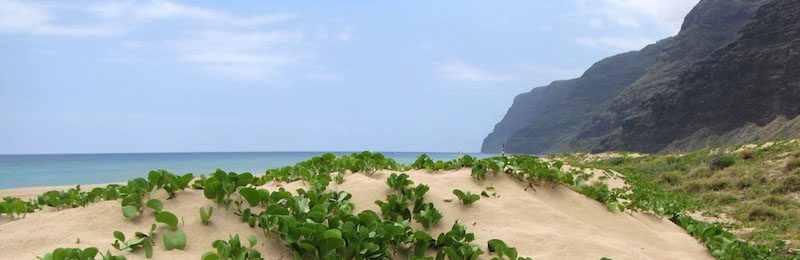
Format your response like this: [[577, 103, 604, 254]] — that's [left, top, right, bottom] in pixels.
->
[[163, 229, 187, 250], [413, 202, 443, 229], [387, 173, 414, 191], [112, 225, 156, 258], [200, 206, 214, 225], [1, 196, 37, 219], [435, 222, 484, 260], [37, 247, 98, 260], [202, 234, 262, 260], [487, 239, 531, 260], [453, 189, 480, 205], [375, 194, 412, 221], [37, 247, 128, 260], [156, 211, 179, 229]]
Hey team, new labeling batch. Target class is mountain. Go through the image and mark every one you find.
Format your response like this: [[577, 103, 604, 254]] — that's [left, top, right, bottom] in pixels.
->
[[481, 41, 666, 153], [483, 0, 793, 154]]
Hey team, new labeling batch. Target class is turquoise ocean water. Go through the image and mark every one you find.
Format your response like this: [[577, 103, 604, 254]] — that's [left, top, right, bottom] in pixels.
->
[[0, 152, 497, 189]]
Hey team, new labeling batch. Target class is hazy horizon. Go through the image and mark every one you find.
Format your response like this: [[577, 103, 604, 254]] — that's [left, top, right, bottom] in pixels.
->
[[0, 0, 699, 154]]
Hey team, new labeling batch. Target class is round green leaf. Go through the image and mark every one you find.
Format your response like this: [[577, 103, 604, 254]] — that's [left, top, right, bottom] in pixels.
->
[[122, 205, 139, 219], [156, 211, 179, 229], [146, 199, 163, 212]]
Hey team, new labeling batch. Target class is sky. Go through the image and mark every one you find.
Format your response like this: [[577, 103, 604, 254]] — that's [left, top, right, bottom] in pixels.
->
[[0, 0, 699, 154]]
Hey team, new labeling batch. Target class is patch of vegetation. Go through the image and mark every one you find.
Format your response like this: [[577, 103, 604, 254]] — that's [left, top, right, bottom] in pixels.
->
[[434, 222, 484, 259], [708, 153, 737, 170], [1, 196, 38, 219], [37, 247, 126, 260], [413, 202, 443, 229], [452, 189, 481, 205], [199, 206, 214, 225], [386, 173, 414, 191], [112, 225, 156, 258], [202, 234, 262, 260], [786, 157, 800, 172], [560, 140, 800, 258], [487, 239, 532, 260]]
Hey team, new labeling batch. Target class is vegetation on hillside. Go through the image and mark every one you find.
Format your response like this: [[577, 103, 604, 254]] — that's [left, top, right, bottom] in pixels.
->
[[557, 139, 800, 258]]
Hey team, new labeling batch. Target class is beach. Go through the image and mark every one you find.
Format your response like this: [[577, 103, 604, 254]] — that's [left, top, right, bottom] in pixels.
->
[[0, 168, 711, 259]]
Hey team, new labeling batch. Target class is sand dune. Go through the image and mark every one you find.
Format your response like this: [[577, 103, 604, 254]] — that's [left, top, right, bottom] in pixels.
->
[[0, 169, 711, 259]]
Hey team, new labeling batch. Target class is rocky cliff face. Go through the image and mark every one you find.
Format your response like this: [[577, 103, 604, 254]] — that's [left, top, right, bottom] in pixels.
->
[[483, 0, 794, 154], [574, 0, 800, 153], [481, 41, 666, 153]]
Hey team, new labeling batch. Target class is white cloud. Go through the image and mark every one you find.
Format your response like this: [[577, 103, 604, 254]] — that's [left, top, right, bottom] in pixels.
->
[[0, 0, 322, 82], [0, 0, 118, 36], [176, 30, 311, 80], [575, 35, 656, 51], [87, 1, 296, 27], [437, 61, 519, 82], [572, 0, 697, 52], [575, 0, 698, 33]]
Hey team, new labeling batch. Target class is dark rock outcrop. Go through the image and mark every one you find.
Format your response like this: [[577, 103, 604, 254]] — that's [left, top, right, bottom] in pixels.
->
[[575, 0, 800, 153], [482, 0, 798, 154]]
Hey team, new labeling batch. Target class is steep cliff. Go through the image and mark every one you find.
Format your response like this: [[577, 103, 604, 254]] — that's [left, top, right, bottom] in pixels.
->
[[484, 0, 785, 154], [481, 41, 666, 153], [575, 0, 800, 152]]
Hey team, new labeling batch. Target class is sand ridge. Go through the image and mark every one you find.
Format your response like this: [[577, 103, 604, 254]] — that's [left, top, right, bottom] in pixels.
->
[[0, 169, 712, 259]]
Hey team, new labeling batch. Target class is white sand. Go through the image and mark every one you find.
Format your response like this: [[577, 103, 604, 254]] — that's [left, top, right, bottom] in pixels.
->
[[0, 169, 712, 259]]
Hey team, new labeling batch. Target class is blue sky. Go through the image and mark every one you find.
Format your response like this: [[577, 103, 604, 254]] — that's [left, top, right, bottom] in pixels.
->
[[0, 0, 698, 154]]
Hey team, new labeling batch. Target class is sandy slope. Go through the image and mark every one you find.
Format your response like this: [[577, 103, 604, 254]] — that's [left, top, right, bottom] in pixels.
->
[[0, 169, 712, 259]]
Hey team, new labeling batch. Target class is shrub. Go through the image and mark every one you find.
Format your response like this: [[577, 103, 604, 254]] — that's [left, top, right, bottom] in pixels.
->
[[708, 154, 736, 170], [657, 172, 683, 186], [739, 149, 755, 160], [785, 157, 800, 172], [760, 195, 796, 207], [747, 205, 783, 221], [605, 156, 628, 166], [772, 175, 800, 194]]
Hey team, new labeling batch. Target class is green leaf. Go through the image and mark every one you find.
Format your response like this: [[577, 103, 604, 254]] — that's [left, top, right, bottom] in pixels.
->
[[146, 199, 163, 212], [113, 231, 126, 242], [323, 229, 342, 240], [238, 188, 261, 207], [199, 206, 213, 225], [156, 211, 179, 229], [487, 239, 507, 252], [247, 235, 257, 248], [163, 229, 187, 250], [143, 239, 153, 258], [121, 205, 139, 219], [83, 247, 99, 259], [201, 252, 220, 260]]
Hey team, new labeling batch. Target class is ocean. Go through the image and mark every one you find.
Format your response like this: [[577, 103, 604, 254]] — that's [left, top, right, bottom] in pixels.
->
[[0, 152, 497, 189]]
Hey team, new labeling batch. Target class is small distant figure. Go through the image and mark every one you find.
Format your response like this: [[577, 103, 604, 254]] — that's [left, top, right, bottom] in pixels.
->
[[501, 143, 505, 157]]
